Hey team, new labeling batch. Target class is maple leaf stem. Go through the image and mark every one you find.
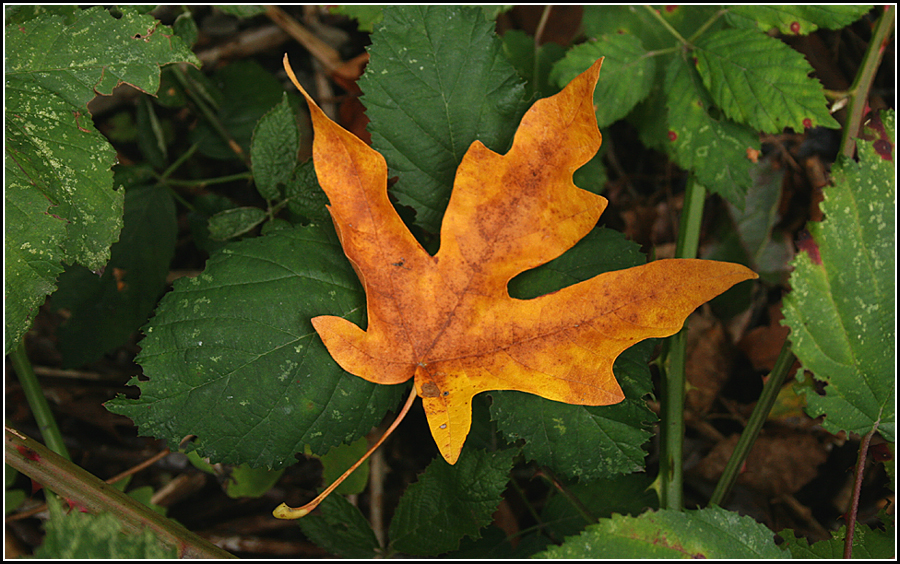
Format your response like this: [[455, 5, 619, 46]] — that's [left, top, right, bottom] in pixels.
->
[[272, 385, 418, 520]]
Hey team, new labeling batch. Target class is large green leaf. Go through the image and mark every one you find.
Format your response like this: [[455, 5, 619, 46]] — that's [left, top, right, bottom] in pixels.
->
[[359, 5, 528, 234], [781, 110, 895, 442], [694, 29, 839, 133], [388, 446, 517, 556], [550, 33, 655, 129], [664, 55, 759, 206], [106, 224, 406, 468], [4, 6, 198, 353], [536, 506, 783, 558]]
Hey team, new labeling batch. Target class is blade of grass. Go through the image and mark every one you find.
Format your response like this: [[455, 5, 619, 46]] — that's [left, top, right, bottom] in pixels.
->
[[708, 341, 795, 506]]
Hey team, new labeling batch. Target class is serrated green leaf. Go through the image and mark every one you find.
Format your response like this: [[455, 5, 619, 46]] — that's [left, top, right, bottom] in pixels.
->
[[34, 511, 177, 559], [192, 60, 285, 160], [251, 93, 300, 201], [388, 447, 517, 556], [694, 29, 839, 133], [537, 506, 783, 559], [726, 5, 872, 35], [540, 473, 658, 540], [359, 5, 528, 233], [297, 494, 381, 558], [777, 522, 895, 559], [207, 207, 267, 241], [581, 5, 726, 52], [106, 224, 406, 468], [4, 6, 198, 354], [551, 34, 655, 129], [664, 55, 759, 206], [50, 182, 177, 368], [781, 110, 895, 442], [285, 160, 330, 222], [490, 343, 654, 480]]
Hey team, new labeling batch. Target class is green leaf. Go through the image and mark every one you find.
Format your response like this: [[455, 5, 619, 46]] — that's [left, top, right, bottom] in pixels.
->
[[192, 60, 285, 160], [725, 157, 793, 280], [34, 511, 177, 559], [726, 5, 873, 35], [540, 473, 658, 540], [581, 5, 726, 52], [106, 224, 406, 468], [285, 160, 331, 223], [781, 110, 895, 442], [536, 506, 783, 559], [501, 29, 567, 100], [777, 522, 895, 559], [50, 181, 177, 368], [251, 93, 300, 201], [4, 6, 198, 354], [490, 343, 654, 480], [495, 227, 655, 479], [550, 33, 655, 129], [297, 494, 381, 558], [207, 207, 267, 241], [388, 446, 517, 556], [359, 5, 528, 233], [694, 29, 839, 133], [330, 5, 385, 32], [664, 55, 759, 206], [317, 437, 369, 496]]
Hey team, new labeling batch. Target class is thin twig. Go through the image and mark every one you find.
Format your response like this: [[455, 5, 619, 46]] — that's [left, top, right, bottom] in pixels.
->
[[844, 424, 879, 559]]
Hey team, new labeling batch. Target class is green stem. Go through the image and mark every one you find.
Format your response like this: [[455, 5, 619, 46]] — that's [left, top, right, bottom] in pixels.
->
[[537, 467, 598, 526], [644, 5, 690, 46], [10, 339, 70, 461], [157, 141, 199, 184], [658, 177, 706, 510], [5, 426, 235, 559], [163, 172, 253, 188], [839, 5, 895, 159], [687, 8, 728, 44], [173, 66, 250, 166], [708, 341, 795, 506]]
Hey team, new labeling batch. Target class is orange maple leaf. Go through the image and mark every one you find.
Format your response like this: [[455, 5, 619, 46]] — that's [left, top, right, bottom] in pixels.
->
[[287, 56, 757, 465]]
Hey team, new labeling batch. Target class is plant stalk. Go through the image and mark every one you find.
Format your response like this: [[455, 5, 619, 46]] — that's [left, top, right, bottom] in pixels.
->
[[839, 5, 895, 159], [5, 426, 235, 559], [708, 340, 795, 506], [658, 176, 706, 510], [844, 423, 880, 559], [536, 467, 597, 526], [10, 339, 70, 461], [644, 5, 690, 46]]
